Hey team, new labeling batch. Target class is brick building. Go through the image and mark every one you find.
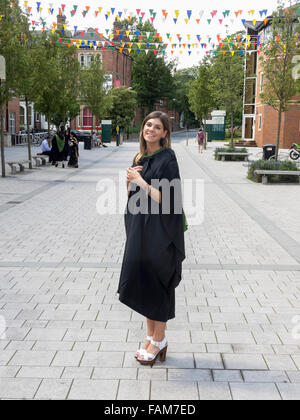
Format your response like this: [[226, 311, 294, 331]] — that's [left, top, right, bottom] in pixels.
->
[[243, 19, 300, 149], [64, 16, 133, 131]]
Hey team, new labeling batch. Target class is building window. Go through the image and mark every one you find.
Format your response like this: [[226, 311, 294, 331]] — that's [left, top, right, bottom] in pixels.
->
[[9, 112, 16, 134], [245, 79, 256, 105], [260, 73, 264, 93], [80, 54, 85, 67], [35, 112, 40, 122], [83, 108, 93, 127], [259, 115, 262, 131], [264, 25, 273, 43], [79, 54, 95, 68], [20, 106, 25, 127]]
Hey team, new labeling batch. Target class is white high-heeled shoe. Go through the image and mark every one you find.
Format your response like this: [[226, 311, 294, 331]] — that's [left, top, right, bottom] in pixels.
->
[[134, 336, 152, 359], [136, 337, 168, 366]]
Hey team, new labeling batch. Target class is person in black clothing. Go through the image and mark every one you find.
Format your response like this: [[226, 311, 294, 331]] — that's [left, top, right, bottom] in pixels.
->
[[51, 128, 68, 168], [68, 133, 79, 168], [118, 111, 186, 366]]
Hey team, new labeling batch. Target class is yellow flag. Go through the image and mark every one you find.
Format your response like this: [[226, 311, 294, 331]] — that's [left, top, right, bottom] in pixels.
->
[[175, 10, 180, 18], [128, 48, 132, 54], [98, 7, 103, 13], [126, 31, 130, 37], [231, 51, 235, 56], [253, 19, 256, 26], [187, 34, 191, 40], [184, 18, 189, 24], [24, 1, 28, 7]]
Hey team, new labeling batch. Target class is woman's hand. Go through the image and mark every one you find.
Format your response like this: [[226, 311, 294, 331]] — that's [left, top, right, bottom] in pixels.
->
[[126, 166, 144, 186]]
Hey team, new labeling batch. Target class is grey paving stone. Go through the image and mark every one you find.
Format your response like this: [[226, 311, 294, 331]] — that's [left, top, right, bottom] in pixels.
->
[[51, 351, 84, 367], [25, 328, 67, 341], [117, 380, 150, 400], [62, 367, 93, 379], [17, 366, 64, 379], [34, 379, 72, 400], [80, 351, 124, 368], [263, 354, 298, 371], [277, 383, 300, 400], [93, 367, 137, 380], [0, 378, 41, 399], [216, 332, 255, 345], [230, 383, 281, 400], [242, 370, 289, 383], [168, 368, 212, 382], [0, 350, 17, 365], [68, 379, 119, 400], [223, 354, 268, 370], [138, 368, 167, 381], [9, 350, 56, 367], [213, 370, 243, 382], [194, 353, 224, 369], [198, 382, 232, 400], [150, 380, 199, 400]]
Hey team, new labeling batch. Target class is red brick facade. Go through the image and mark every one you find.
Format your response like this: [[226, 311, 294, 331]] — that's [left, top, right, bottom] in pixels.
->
[[2, 97, 20, 134], [244, 20, 300, 149]]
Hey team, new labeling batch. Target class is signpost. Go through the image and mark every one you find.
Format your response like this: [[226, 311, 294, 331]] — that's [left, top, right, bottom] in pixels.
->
[[0, 55, 6, 178]]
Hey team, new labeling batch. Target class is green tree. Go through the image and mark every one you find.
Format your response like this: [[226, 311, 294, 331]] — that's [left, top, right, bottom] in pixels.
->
[[33, 31, 81, 132], [188, 59, 215, 148], [106, 86, 137, 135], [119, 18, 175, 115], [210, 36, 245, 147], [172, 67, 198, 128], [10, 16, 39, 169], [260, 3, 300, 160], [0, 0, 27, 176], [79, 53, 110, 132]]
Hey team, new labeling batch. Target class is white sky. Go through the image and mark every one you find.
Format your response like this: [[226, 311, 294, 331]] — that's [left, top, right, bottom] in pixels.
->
[[24, 0, 287, 68]]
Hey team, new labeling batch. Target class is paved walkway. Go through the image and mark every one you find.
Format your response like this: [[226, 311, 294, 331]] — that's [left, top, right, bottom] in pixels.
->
[[0, 134, 300, 400]]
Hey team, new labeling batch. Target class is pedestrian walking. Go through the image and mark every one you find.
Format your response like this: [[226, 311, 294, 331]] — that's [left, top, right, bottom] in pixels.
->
[[68, 133, 79, 168], [51, 128, 68, 168], [118, 111, 186, 366], [196, 128, 205, 153]]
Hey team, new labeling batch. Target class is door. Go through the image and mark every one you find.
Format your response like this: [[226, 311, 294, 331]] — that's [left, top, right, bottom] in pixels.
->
[[243, 115, 255, 140]]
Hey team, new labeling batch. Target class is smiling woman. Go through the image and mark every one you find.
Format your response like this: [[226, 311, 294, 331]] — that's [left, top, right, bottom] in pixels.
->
[[118, 111, 186, 367]]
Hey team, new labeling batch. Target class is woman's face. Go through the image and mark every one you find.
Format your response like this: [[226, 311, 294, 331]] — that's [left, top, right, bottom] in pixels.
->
[[143, 118, 167, 148]]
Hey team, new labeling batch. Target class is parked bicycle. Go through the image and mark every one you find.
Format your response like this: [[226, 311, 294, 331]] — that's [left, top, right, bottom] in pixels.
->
[[289, 143, 300, 161]]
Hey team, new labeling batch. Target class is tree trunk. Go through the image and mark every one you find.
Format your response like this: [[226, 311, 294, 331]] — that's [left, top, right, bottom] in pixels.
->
[[275, 107, 282, 162], [47, 113, 51, 138], [230, 112, 234, 148], [204, 118, 207, 150], [25, 98, 32, 169], [0, 105, 5, 178]]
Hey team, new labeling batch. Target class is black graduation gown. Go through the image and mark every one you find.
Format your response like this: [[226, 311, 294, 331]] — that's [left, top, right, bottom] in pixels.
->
[[51, 135, 69, 162], [118, 148, 186, 322]]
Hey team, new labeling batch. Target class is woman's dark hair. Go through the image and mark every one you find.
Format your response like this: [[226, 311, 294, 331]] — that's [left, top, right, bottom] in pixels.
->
[[134, 111, 172, 164]]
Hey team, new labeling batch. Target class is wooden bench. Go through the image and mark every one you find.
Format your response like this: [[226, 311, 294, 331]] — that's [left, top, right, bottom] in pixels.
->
[[254, 170, 300, 184], [7, 160, 31, 175], [217, 152, 249, 162], [32, 155, 49, 166]]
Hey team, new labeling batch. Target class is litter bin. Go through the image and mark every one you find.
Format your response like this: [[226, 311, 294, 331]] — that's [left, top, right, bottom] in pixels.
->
[[84, 137, 92, 150], [263, 144, 276, 160]]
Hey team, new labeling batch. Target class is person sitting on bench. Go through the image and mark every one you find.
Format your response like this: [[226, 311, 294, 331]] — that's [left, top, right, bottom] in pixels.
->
[[38, 137, 52, 157]]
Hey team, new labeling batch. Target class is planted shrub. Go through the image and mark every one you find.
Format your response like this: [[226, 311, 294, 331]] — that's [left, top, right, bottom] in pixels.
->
[[215, 147, 248, 161], [248, 160, 299, 183]]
